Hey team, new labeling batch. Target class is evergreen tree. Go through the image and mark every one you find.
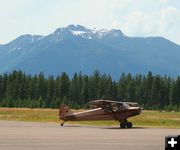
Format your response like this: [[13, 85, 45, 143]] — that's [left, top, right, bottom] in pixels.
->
[[126, 79, 136, 101], [0, 70, 179, 110], [59, 72, 70, 99], [171, 77, 180, 106], [70, 73, 80, 101], [151, 75, 161, 107], [0, 75, 3, 100], [81, 75, 89, 103], [117, 73, 128, 100], [89, 70, 101, 99]]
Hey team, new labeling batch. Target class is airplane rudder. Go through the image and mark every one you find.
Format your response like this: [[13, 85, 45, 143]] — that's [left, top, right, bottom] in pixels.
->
[[59, 104, 73, 117]]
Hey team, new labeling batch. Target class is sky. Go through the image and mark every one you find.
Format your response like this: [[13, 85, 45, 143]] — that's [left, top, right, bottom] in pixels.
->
[[0, 0, 180, 45]]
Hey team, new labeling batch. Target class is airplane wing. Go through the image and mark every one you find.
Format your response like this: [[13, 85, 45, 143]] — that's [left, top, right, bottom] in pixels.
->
[[88, 99, 139, 111], [88, 100, 121, 108], [88, 100, 133, 111], [88, 99, 138, 107]]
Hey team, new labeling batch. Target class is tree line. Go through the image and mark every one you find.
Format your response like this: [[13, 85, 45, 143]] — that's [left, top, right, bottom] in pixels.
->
[[0, 70, 180, 111]]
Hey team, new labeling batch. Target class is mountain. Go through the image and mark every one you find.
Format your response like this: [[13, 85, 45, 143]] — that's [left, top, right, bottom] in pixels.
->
[[0, 24, 180, 79]]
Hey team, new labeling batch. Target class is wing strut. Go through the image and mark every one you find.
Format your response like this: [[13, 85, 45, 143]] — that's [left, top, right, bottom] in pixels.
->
[[109, 105, 120, 122]]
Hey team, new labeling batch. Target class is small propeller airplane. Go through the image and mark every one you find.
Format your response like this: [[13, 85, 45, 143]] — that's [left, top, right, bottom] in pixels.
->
[[59, 100, 142, 128]]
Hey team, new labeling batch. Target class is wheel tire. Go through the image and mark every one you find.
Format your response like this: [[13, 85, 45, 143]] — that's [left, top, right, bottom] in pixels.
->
[[127, 122, 132, 128], [61, 123, 64, 126], [120, 122, 126, 128]]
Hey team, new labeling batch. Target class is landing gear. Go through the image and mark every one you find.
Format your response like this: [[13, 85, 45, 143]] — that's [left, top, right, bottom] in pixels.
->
[[120, 122, 126, 128], [127, 122, 132, 128], [120, 119, 133, 128]]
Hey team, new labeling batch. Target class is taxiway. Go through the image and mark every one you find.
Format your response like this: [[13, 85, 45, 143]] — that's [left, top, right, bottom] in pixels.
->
[[0, 120, 179, 150]]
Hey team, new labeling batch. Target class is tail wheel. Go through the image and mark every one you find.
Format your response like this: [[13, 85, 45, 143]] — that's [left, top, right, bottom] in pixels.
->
[[61, 121, 65, 126], [127, 122, 133, 128]]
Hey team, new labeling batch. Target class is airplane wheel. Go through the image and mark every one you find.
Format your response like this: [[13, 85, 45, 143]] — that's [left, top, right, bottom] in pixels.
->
[[127, 122, 132, 128], [61, 123, 64, 126], [120, 122, 126, 128]]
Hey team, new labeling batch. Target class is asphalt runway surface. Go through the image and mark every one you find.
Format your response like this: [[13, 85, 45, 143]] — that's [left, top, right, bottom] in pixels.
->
[[0, 121, 179, 150]]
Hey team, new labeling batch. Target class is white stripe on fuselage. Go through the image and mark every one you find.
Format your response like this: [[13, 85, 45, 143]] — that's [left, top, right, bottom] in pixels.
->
[[73, 108, 102, 115]]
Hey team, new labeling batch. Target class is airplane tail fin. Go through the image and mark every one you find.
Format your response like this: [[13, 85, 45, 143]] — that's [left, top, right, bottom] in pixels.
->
[[59, 104, 73, 117]]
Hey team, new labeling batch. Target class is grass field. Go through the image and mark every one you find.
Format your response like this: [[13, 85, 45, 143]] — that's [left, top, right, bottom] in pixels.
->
[[0, 108, 180, 128]]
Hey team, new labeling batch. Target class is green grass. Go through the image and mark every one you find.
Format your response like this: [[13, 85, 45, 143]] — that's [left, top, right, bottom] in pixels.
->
[[0, 108, 59, 123], [0, 108, 180, 128], [129, 111, 180, 128]]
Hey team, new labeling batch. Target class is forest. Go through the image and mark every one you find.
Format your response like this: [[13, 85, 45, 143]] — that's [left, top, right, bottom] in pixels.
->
[[0, 70, 180, 111]]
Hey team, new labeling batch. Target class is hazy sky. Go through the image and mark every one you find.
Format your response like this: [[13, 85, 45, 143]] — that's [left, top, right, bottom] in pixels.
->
[[0, 0, 180, 44]]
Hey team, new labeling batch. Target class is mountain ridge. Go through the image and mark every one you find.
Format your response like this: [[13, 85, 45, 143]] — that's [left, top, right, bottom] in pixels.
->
[[0, 24, 180, 79]]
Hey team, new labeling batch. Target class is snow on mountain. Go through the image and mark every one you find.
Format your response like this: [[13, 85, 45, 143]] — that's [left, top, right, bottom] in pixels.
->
[[72, 30, 86, 36], [51, 24, 124, 40]]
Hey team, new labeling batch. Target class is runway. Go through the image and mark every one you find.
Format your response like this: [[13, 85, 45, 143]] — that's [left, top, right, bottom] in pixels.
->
[[0, 121, 179, 150]]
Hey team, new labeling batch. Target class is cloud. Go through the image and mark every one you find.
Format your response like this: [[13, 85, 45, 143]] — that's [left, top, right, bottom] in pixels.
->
[[110, 0, 180, 44], [0, 0, 179, 44]]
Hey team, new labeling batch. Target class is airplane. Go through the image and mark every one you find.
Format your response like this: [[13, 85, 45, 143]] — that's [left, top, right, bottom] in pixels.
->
[[59, 99, 142, 128]]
